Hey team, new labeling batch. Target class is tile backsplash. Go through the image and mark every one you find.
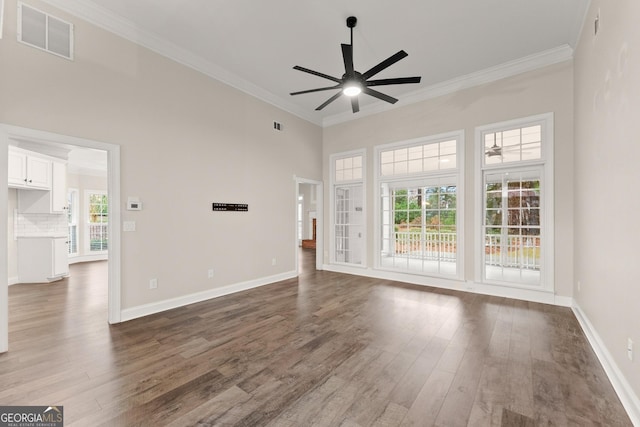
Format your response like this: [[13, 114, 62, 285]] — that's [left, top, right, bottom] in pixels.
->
[[15, 211, 68, 237]]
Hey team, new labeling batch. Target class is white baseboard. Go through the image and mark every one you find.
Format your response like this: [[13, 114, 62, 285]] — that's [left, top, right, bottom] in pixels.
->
[[572, 303, 640, 426], [69, 254, 108, 264], [322, 264, 565, 306], [8, 276, 19, 286], [120, 270, 298, 322], [323, 264, 637, 424]]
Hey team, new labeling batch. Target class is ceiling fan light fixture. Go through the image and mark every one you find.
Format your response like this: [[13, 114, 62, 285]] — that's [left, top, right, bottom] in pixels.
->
[[343, 83, 362, 97]]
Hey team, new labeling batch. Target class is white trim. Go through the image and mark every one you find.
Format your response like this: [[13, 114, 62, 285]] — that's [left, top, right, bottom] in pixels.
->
[[474, 113, 554, 291], [0, 124, 121, 339], [69, 254, 108, 264], [329, 149, 366, 268], [8, 277, 19, 286], [572, 302, 640, 426], [0, 129, 6, 352], [39, 0, 320, 126], [83, 188, 108, 255], [323, 263, 569, 306], [37, 0, 573, 128], [0, 0, 5, 39], [121, 270, 297, 322], [294, 176, 323, 272], [373, 130, 464, 280], [323, 46, 573, 127]]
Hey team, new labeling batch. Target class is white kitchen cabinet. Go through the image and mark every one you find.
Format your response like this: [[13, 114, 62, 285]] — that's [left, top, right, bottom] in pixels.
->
[[17, 237, 69, 283], [18, 160, 68, 214], [8, 147, 52, 190]]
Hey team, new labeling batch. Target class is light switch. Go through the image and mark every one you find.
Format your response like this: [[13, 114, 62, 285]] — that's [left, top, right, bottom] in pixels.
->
[[123, 221, 136, 232]]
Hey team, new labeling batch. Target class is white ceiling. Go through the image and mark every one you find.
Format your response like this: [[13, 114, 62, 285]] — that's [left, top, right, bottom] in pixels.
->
[[43, 0, 590, 126]]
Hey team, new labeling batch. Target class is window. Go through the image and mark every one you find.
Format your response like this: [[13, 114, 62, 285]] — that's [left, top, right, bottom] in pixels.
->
[[86, 191, 108, 253], [380, 139, 457, 176], [376, 131, 463, 278], [331, 151, 365, 266], [67, 188, 78, 256], [17, 2, 74, 60], [476, 113, 553, 289]]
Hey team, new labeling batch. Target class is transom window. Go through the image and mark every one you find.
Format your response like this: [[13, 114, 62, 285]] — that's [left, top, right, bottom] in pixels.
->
[[484, 125, 542, 165], [335, 155, 362, 182], [380, 139, 456, 176]]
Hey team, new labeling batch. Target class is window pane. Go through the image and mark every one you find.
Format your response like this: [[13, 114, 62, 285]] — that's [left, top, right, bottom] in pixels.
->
[[440, 140, 456, 155]]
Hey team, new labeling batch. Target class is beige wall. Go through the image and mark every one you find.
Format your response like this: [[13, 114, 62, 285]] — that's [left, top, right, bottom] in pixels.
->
[[323, 62, 575, 297], [0, 0, 322, 308], [574, 0, 640, 399]]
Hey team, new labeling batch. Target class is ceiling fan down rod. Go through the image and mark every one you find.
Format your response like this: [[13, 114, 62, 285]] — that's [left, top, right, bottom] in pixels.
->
[[346, 16, 357, 46]]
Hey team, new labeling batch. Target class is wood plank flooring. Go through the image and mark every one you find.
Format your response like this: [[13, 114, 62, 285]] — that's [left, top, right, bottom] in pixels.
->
[[1, 251, 632, 426]]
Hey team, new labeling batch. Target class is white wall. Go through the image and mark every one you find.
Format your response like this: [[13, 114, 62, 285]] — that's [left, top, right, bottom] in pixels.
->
[[7, 189, 17, 283], [0, 0, 322, 310], [573, 0, 640, 407], [323, 61, 574, 298]]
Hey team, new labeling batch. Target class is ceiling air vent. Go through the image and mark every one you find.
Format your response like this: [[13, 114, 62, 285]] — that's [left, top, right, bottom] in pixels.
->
[[17, 2, 73, 60]]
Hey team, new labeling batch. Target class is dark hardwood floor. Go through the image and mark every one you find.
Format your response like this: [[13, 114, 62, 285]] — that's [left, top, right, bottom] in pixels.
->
[[1, 252, 632, 426]]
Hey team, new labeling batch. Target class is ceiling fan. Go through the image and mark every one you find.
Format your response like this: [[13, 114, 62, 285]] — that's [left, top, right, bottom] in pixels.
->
[[290, 16, 422, 113], [485, 133, 502, 157]]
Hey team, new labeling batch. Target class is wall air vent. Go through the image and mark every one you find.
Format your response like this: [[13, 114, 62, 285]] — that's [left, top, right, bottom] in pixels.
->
[[17, 2, 73, 60]]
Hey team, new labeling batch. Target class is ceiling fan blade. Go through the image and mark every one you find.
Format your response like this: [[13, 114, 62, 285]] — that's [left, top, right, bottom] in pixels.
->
[[293, 65, 342, 84], [341, 44, 354, 76], [316, 92, 343, 110], [290, 85, 342, 96], [366, 76, 421, 87], [363, 87, 398, 104], [362, 50, 408, 80], [351, 96, 359, 113]]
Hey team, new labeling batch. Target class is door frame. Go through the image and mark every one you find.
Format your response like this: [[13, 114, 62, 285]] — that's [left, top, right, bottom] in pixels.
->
[[0, 124, 121, 353], [294, 177, 323, 273]]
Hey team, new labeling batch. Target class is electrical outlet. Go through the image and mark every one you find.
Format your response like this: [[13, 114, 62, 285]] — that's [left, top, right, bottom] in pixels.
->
[[149, 278, 158, 289], [272, 258, 277, 266], [208, 269, 214, 279], [628, 338, 634, 361]]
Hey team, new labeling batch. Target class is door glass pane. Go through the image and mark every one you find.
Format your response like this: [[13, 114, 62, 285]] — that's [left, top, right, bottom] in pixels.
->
[[334, 184, 363, 265], [484, 171, 541, 285], [379, 182, 457, 276]]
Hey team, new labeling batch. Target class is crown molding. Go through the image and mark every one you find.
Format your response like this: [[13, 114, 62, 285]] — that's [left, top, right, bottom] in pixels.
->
[[322, 44, 574, 127], [40, 0, 323, 126], [40, 1, 573, 129]]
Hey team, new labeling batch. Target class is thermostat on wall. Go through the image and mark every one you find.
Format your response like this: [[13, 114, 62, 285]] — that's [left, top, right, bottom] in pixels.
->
[[127, 197, 142, 211]]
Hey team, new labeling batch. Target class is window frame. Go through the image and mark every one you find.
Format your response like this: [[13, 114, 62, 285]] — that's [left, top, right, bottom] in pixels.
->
[[67, 187, 79, 257], [84, 189, 108, 255], [330, 149, 366, 268], [374, 130, 465, 280], [474, 113, 554, 291]]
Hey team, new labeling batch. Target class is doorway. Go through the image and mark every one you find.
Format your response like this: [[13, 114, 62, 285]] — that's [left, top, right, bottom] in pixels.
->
[[0, 124, 121, 353], [295, 178, 323, 274]]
